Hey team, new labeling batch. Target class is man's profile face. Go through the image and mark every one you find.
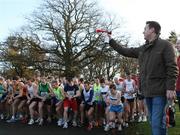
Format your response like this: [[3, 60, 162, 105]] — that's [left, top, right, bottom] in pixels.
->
[[176, 40, 180, 52], [143, 24, 154, 41]]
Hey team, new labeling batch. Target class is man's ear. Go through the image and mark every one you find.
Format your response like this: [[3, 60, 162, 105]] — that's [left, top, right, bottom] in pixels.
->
[[150, 27, 155, 34]]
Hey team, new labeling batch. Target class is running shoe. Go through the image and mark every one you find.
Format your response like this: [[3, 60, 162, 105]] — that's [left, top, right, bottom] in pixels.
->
[[104, 124, 110, 131], [118, 124, 122, 131], [28, 119, 34, 125], [63, 122, 68, 128], [6, 118, 16, 123]]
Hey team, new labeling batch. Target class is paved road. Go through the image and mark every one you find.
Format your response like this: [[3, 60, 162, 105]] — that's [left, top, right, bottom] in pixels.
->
[[0, 120, 124, 135]]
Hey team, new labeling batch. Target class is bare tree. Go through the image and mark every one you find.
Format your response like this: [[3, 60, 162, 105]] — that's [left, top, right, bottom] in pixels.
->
[[0, 0, 131, 79], [25, 0, 117, 77], [0, 35, 46, 77]]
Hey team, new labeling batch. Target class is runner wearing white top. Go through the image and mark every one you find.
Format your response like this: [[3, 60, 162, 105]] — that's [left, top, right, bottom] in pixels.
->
[[106, 84, 123, 131], [123, 73, 136, 122], [114, 77, 124, 92], [114, 77, 125, 108], [99, 78, 109, 129], [27, 77, 41, 125]]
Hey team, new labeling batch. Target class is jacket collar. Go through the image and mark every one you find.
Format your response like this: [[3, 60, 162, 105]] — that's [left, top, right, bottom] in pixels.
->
[[144, 37, 159, 50]]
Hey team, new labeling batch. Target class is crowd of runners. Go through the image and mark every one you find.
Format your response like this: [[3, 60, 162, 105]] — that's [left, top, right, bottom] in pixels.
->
[[0, 71, 148, 132]]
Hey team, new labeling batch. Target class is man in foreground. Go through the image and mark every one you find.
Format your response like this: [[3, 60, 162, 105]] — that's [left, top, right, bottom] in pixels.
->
[[103, 21, 178, 135]]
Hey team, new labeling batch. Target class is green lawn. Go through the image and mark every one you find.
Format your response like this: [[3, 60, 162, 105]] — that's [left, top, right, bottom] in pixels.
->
[[169, 108, 180, 135], [121, 105, 180, 135]]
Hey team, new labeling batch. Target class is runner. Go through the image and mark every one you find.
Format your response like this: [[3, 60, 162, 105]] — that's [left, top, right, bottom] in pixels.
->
[[135, 74, 147, 123], [99, 78, 109, 128], [106, 84, 123, 131], [7, 76, 26, 123], [4, 79, 13, 120], [81, 81, 94, 130], [79, 78, 85, 126], [0, 77, 7, 120], [34, 77, 51, 125], [63, 77, 80, 128], [123, 73, 136, 123], [92, 77, 102, 127], [27, 77, 40, 125], [51, 80, 65, 126]]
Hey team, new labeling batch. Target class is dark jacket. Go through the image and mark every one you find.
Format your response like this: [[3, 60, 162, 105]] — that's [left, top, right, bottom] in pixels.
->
[[109, 38, 178, 97], [176, 56, 180, 91]]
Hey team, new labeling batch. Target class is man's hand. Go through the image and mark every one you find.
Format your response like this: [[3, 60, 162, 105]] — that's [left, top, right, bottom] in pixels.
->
[[68, 96, 72, 100], [166, 90, 176, 100], [102, 33, 111, 44], [42, 96, 46, 102], [27, 99, 30, 104]]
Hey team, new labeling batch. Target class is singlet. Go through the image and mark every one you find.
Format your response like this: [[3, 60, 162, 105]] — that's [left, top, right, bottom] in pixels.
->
[[27, 84, 34, 98], [124, 79, 135, 99], [93, 83, 101, 101], [38, 83, 50, 97], [7, 84, 13, 92], [0, 83, 4, 98], [109, 91, 121, 106], [13, 84, 20, 95], [53, 87, 64, 100], [21, 86, 27, 96], [100, 85, 109, 101], [0, 84, 4, 94], [115, 82, 124, 92], [82, 88, 94, 105], [64, 84, 79, 98]]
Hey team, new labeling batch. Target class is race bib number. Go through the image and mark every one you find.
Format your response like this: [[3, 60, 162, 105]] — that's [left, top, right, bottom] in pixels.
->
[[95, 92, 100, 97], [41, 92, 48, 97], [67, 91, 74, 97]]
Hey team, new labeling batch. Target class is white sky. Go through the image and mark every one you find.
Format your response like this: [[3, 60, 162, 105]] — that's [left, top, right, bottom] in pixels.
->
[[99, 0, 180, 44], [0, 0, 180, 44]]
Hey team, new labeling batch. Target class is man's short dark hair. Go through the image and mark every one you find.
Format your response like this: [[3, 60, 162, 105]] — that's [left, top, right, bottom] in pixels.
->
[[51, 80, 58, 84], [12, 76, 20, 81], [79, 78, 84, 83], [66, 77, 73, 82], [126, 72, 130, 76], [84, 81, 90, 85], [109, 84, 116, 90], [100, 78, 105, 83], [146, 21, 161, 35]]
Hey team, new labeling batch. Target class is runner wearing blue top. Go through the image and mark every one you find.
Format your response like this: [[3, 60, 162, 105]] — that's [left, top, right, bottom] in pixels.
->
[[63, 77, 80, 128]]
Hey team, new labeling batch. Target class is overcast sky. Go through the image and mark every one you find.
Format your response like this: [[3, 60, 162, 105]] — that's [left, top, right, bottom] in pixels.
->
[[1, 0, 180, 44], [99, 0, 180, 44]]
